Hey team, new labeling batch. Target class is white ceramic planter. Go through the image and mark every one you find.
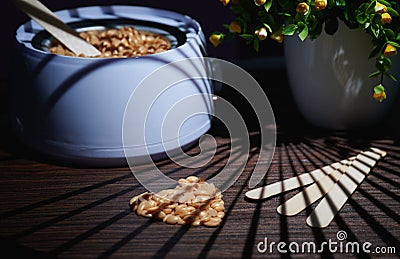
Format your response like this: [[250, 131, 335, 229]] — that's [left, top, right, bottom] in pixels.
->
[[9, 6, 213, 166], [284, 21, 400, 129]]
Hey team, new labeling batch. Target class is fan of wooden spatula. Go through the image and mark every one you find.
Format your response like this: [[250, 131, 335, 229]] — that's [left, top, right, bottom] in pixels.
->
[[245, 147, 386, 228]]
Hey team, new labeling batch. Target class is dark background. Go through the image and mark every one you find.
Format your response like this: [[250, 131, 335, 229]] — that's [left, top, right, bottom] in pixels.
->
[[1, 0, 284, 81]]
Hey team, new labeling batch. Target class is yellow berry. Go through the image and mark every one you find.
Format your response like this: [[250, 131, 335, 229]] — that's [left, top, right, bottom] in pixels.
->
[[381, 13, 392, 24], [384, 44, 397, 57], [271, 32, 283, 43], [374, 2, 388, 14], [229, 21, 242, 33], [255, 27, 268, 40], [254, 0, 266, 6], [220, 0, 230, 6], [296, 3, 310, 14], [373, 91, 386, 102], [315, 0, 327, 11], [209, 34, 222, 47]]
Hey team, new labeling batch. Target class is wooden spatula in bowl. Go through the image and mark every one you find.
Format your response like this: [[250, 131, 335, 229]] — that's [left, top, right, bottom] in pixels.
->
[[12, 0, 101, 57]]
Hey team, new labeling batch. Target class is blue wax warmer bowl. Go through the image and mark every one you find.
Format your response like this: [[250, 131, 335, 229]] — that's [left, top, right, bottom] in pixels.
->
[[9, 5, 213, 166]]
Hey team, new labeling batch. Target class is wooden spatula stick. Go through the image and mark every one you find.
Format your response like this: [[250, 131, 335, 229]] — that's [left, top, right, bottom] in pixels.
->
[[12, 0, 101, 57]]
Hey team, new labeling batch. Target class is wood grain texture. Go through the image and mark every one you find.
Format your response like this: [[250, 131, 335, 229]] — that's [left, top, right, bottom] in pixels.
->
[[1, 67, 399, 258]]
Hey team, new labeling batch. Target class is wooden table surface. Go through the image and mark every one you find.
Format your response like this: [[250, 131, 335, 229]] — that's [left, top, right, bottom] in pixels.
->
[[0, 60, 399, 258]]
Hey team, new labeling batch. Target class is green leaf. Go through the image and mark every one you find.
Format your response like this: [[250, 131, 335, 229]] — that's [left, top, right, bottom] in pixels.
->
[[264, 0, 273, 12], [387, 41, 400, 48], [308, 15, 319, 32], [387, 7, 400, 17], [344, 3, 358, 28], [239, 34, 254, 40], [278, 12, 292, 17], [295, 12, 306, 23], [263, 23, 273, 33], [366, 1, 376, 14], [384, 29, 395, 40], [376, 56, 392, 72], [374, 84, 386, 94], [358, 2, 369, 12], [253, 38, 260, 51], [372, 13, 382, 24], [369, 71, 381, 78], [356, 13, 368, 24], [282, 24, 298, 36], [385, 72, 398, 82], [370, 24, 380, 38], [335, 0, 346, 7], [377, 0, 392, 7], [298, 24, 309, 41], [369, 42, 385, 58], [309, 23, 323, 39]]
